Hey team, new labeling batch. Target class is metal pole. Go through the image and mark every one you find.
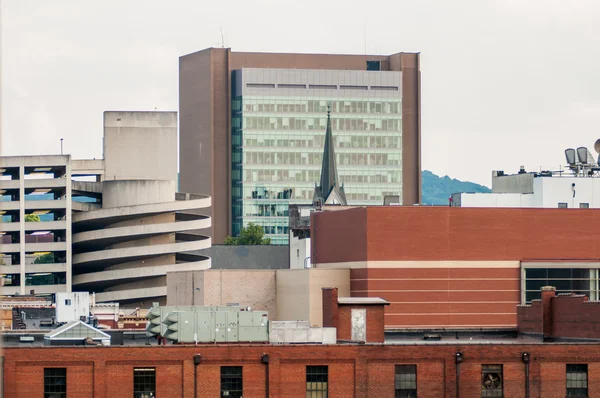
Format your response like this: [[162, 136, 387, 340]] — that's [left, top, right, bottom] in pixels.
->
[[193, 355, 201, 398], [455, 352, 463, 398], [522, 353, 530, 398], [60, 138, 63, 155], [262, 354, 270, 398]]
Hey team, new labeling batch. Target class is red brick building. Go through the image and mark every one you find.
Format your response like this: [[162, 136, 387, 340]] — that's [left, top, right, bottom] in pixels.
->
[[311, 207, 600, 329], [322, 287, 389, 343], [4, 342, 600, 397]]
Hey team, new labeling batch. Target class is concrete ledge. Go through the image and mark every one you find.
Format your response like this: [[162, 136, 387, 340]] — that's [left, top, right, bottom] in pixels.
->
[[73, 218, 211, 246], [73, 260, 211, 286], [72, 197, 211, 225], [0, 284, 67, 295], [73, 239, 211, 267], [94, 286, 167, 303]]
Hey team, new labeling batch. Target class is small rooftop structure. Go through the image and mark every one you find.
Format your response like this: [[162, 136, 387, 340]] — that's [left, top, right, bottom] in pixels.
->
[[44, 320, 111, 346]]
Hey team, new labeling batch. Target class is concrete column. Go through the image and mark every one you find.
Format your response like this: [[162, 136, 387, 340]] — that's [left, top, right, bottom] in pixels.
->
[[65, 160, 72, 292], [541, 286, 556, 340], [19, 165, 25, 295]]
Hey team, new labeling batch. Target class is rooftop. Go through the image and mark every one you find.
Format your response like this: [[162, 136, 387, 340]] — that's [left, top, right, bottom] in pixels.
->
[[338, 297, 390, 305]]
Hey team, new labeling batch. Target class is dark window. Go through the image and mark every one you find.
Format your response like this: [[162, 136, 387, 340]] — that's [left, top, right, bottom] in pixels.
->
[[366, 60, 381, 71], [221, 366, 243, 398], [44, 368, 66, 398], [481, 365, 503, 397], [395, 365, 417, 397], [580, 203, 590, 209], [567, 364, 588, 397], [133, 368, 156, 398], [64, 299, 71, 306], [306, 365, 328, 397], [558, 203, 568, 208]]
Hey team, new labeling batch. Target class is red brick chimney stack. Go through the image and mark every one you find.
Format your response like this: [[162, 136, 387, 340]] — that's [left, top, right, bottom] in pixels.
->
[[322, 287, 339, 329], [541, 286, 556, 340]]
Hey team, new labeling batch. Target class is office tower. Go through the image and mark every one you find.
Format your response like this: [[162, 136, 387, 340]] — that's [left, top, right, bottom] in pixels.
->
[[180, 48, 421, 244]]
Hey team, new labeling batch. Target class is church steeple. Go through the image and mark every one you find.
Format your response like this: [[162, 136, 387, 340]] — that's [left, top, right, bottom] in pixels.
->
[[313, 107, 347, 206]]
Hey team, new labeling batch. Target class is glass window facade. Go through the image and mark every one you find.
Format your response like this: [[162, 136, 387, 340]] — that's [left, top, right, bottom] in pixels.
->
[[395, 365, 417, 397], [231, 68, 403, 244], [523, 268, 599, 303], [44, 368, 67, 398], [306, 365, 328, 397], [566, 364, 588, 397]]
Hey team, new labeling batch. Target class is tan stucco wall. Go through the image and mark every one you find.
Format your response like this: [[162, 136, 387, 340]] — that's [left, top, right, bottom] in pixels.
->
[[276, 268, 350, 327], [167, 270, 277, 318]]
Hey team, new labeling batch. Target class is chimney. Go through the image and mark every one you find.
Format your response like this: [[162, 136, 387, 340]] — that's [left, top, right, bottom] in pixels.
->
[[322, 287, 339, 328], [541, 286, 556, 340]]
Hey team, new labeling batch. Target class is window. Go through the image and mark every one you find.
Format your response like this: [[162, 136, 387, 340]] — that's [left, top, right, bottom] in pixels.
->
[[395, 365, 417, 397], [366, 60, 381, 71], [306, 365, 328, 397], [567, 364, 588, 397], [580, 203, 590, 209], [44, 368, 66, 398], [221, 366, 243, 398], [133, 368, 156, 398], [558, 203, 568, 208], [64, 299, 71, 306], [481, 365, 503, 397]]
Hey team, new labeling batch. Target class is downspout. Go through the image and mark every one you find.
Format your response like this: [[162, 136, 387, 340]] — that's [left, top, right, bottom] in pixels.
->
[[193, 354, 201, 398], [455, 352, 463, 398], [262, 354, 270, 398], [522, 353, 530, 398]]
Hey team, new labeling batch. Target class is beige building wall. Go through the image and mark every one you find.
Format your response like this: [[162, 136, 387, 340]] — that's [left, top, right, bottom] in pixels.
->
[[167, 268, 350, 325], [167, 270, 277, 318], [276, 268, 350, 327]]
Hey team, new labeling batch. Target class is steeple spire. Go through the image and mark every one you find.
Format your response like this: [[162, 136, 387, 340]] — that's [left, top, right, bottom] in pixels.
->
[[313, 106, 347, 206]]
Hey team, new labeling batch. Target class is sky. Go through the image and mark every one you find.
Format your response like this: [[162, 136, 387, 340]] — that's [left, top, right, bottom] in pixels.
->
[[1, 0, 600, 186]]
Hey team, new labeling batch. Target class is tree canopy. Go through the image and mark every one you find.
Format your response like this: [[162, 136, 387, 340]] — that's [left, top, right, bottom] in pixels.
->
[[224, 223, 271, 245], [25, 214, 41, 222]]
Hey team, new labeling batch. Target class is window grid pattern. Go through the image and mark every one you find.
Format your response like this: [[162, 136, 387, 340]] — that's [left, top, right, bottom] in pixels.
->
[[232, 95, 403, 245], [524, 268, 598, 303], [221, 366, 243, 398], [481, 364, 503, 397], [133, 368, 156, 398], [306, 365, 328, 398], [44, 368, 66, 398], [567, 364, 588, 397], [395, 365, 417, 397]]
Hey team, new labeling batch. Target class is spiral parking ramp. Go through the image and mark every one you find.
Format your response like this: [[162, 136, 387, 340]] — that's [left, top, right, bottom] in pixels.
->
[[72, 192, 211, 307]]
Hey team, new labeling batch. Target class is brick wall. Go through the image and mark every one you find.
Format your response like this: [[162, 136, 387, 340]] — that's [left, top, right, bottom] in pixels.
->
[[517, 287, 600, 340], [6, 344, 600, 398], [312, 207, 600, 263], [322, 287, 387, 343]]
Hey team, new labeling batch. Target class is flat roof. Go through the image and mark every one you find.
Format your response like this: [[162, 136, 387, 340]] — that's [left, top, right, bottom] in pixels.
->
[[338, 297, 390, 305]]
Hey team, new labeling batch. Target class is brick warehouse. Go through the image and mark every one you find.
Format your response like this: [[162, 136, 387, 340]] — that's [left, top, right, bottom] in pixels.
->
[[4, 342, 600, 397], [311, 206, 600, 329]]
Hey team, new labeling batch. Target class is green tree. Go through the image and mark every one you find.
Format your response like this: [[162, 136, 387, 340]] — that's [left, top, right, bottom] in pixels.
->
[[224, 223, 271, 245], [33, 253, 55, 264], [24, 214, 41, 222]]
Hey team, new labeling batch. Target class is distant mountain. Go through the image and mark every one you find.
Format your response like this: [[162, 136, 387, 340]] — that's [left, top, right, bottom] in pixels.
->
[[422, 170, 491, 206]]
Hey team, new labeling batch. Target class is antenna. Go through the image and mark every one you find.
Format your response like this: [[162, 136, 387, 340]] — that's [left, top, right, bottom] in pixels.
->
[[220, 27, 225, 48], [60, 138, 64, 155]]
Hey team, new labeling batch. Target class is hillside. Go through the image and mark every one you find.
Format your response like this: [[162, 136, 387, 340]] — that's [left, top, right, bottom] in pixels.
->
[[422, 170, 491, 205]]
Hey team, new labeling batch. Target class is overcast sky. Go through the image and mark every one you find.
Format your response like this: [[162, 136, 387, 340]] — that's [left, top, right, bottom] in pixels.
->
[[2, 0, 600, 186]]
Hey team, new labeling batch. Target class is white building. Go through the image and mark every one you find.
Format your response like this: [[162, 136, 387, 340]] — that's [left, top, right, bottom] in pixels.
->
[[453, 169, 600, 209]]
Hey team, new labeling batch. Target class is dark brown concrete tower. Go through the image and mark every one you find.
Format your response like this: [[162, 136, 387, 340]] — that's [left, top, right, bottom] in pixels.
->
[[180, 48, 421, 244]]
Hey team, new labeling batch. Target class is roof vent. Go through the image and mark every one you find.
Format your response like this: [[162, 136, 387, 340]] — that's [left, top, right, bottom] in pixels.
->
[[423, 334, 441, 341]]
